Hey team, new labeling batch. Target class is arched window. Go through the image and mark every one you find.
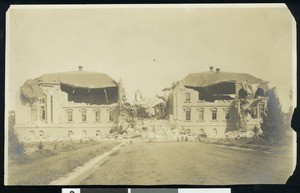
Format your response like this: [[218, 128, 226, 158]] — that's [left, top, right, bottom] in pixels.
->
[[68, 130, 73, 138], [213, 128, 217, 136], [255, 88, 265, 98], [96, 130, 101, 137], [39, 130, 44, 137], [30, 131, 35, 138], [82, 130, 87, 138], [200, 129, 204, 134], [238, 88, 248, 98]]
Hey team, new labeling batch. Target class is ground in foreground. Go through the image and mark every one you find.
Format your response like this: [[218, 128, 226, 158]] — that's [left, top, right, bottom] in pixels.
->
[[80, 141, 294, 185]]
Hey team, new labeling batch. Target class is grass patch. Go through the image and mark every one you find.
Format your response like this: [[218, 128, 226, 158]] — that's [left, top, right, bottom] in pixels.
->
[[9, 139, 100, 164], [8, 141, 120, 185], [202, 137, 292, 153]]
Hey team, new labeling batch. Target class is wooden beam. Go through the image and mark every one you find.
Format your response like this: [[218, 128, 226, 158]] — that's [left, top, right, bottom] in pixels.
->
[[104, 89, 109, 104]]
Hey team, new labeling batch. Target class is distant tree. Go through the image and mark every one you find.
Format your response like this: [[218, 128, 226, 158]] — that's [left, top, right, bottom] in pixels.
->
[[8, 111, 25, 155], [284, 106, 294, 134], [282, 87, 294, 143], [260, 88, 286, 144], [285, 87, 294, 128], [8, 111, 15, 130]]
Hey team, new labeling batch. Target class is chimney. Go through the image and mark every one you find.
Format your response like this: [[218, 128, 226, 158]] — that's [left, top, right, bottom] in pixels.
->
[[78, 66, 83, 71], [209, 66, 214, 71], [216, 68, 221, 73]]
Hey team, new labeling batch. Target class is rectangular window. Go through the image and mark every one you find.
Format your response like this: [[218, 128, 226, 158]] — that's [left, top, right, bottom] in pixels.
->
[[259, 103, 264, 116], [212, 109, 217, 120], [185, 93, 191, 102], [186, 109, 191, 121], [109, 111, 115, 122], [81, 110, 87, 122], [95, 110, 100, 122], [252, 107, 258, 118], [50, 95, 53, 123], [31, 106, 38, 121], [40, 105, 46, 121], [199, 109, 204, 121], [67, 110, 73, 122]]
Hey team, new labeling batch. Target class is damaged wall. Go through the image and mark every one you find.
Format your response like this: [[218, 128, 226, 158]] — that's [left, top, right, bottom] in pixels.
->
[[169, 81, 268, 138], [186, 82, 236, 101], [14, 72, 120, 141], [61, 84, 118, 105]]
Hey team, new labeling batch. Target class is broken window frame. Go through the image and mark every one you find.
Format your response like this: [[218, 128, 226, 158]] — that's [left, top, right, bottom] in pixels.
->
[[224, 108, 230, 120], [108, 110, 115, 122], [185, 92, 191, 103]]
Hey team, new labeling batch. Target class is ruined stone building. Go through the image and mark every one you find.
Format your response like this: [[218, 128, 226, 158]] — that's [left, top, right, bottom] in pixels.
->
[[14, 66, 121, 141], [168, 67, 269, 138], [14, 66, 269, 141]]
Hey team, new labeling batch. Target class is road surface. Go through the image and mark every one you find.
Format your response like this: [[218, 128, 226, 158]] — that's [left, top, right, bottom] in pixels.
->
[[79, 141, 294, 185]]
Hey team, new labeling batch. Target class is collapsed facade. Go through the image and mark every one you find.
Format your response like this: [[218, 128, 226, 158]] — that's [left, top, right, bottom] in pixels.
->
[[14, 66, 269, 141], [168, 67, 269, 138], [14, 66, 122, 141]]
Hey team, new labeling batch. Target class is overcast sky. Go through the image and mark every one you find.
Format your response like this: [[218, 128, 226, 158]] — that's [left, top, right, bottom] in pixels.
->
[[6, 4, 295, 112]]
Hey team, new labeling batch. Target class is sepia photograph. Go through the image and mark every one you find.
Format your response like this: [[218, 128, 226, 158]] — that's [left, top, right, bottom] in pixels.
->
[[5, 4, 296, 185]]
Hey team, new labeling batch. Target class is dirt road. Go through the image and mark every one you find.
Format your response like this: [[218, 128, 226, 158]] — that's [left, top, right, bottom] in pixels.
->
[[79, 141, 294, 185]]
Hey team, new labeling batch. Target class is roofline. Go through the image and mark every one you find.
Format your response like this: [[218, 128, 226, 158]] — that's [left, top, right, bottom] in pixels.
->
[[185, 71, 267, 82], [60, 82, 118, 89], [184, 80, 268, 88]]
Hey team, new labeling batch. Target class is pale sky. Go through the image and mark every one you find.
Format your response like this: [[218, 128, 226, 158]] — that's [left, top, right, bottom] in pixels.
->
[[6, 4, 296, 112]]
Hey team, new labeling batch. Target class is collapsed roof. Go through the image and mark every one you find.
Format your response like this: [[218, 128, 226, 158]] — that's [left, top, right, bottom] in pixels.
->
[[37, 71, 118, 89], [20, 79, 46, 101], [20, 70, 118, 101], [182, 71, 267, 87]]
